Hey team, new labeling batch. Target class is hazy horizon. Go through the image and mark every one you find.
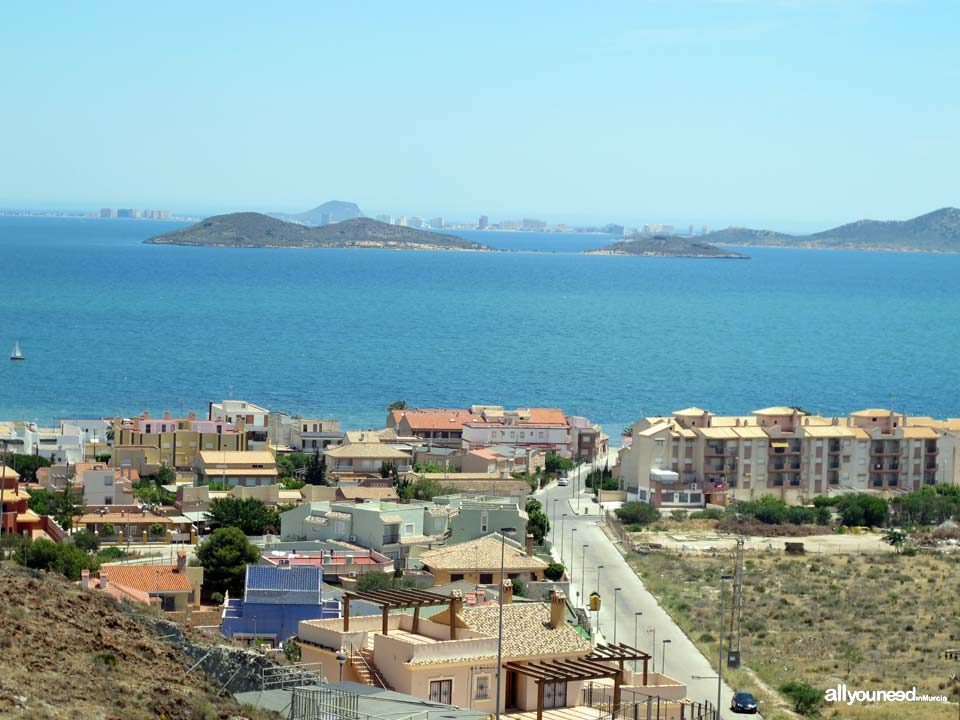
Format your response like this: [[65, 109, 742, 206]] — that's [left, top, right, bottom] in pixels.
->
[[2, 2, 958, 234]]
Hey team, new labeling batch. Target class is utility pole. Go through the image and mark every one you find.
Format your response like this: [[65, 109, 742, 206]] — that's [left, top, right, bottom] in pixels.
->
[[727, 537, 744, 669]]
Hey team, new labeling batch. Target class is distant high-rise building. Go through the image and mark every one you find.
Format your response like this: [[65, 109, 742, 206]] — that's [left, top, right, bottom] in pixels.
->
[[320, 213, 331, 226], [603, 223, 625, 235], [478, 215, 489, 230], [701, 225, 709, 236], [375, 214, 394, 225], [397, 215, 409, 227], [522, 218, 547, 231], [643, 223, 674, 236], [429, 216, 444, 229], [99, 208, 116, 219], [688, 225, 694, 236], [117, 208, 140, 219], [408, 216, 423, 228]]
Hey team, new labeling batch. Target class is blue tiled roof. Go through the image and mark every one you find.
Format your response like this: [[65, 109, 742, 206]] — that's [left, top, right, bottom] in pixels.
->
[[244, 565, 323, 605], [221, 599, 340, 641]]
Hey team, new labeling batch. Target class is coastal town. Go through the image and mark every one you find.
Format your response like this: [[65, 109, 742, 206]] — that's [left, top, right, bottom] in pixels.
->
[[4, 399, 960, 719]]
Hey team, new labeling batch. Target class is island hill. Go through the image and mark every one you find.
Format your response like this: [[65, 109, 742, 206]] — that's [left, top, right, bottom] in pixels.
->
[[584, 234, 749, 259], [144, 212, 493, 251], [701, 207, 960, 253]]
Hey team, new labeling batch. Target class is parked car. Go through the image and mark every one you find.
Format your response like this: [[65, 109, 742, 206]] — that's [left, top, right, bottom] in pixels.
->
[[557, 477, 569, 486], [730, 692, 757, 714]]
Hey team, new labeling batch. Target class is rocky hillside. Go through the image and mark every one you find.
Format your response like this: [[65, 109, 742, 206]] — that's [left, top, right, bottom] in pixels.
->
[[146, 213, 493, 250], [702, 207, 960, 252], [0, 566, 278, 720], [585, 234, 748, 258]]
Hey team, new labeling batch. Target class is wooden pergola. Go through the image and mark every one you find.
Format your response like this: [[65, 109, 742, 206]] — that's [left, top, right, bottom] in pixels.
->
[[587, 642, 653, 686], [503, 657, 623, 720], [342, 588, 454, 637]]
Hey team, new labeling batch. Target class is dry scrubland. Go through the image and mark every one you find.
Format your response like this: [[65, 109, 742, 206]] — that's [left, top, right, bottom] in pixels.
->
[[625, 532, 960, 719], [0, 566, 278, 720]]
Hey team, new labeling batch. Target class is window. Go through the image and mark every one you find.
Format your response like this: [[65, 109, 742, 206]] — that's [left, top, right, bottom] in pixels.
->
[[475, 675, 490, 700], [480, 511, 488, 533], [479, 573, 493, 584], [451, 574, 464, 582], [430, 680, 453, 705], [404, 523, 415, 536]]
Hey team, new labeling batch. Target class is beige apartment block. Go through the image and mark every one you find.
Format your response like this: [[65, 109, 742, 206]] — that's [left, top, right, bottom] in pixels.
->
[[618, 406, 960, 507]]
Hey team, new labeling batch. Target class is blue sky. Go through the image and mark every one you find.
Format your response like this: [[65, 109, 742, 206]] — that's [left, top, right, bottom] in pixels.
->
[[1, 1, 957, 231]]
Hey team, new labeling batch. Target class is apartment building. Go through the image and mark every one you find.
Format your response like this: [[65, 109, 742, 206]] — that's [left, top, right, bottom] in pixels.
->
[[113, 411, 246, 469], [462, 408, 573, 457], [618, 406, 960, 507], [0, 421, 83, 464], [209, 399, 270, 449], [295, 418, 344, 452]]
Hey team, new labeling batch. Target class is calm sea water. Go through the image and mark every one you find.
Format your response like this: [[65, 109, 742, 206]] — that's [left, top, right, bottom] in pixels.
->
[[2, 216, 959, 437]]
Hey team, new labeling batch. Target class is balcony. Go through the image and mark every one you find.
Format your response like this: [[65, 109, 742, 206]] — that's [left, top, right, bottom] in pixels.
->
[[827, 460, 840, 470], [382, 534, 401, 546], [705, 445, 724, 456]]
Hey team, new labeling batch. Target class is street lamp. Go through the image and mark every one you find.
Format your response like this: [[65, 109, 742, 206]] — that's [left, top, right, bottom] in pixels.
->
[[336, 648, 347, 682], [718, 574, 735, 720], [613, 587, 622, 644], [595, 565, 604, 635], [580, 545, 588, 602], [495, 527, 518, 720], [634, 612, 643, 671], [559, 514, 567, 563], [568, 528, 577, 588], [552, 499, 558, 546], [661, 639, 672, 677], [647, 628, 656, 672]]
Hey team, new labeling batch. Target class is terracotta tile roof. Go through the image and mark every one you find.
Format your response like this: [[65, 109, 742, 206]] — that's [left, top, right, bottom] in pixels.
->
[[399, 410, 475, 432], [461, 603, 590, 658], [519, 408, 567, 425], [101, 565, 193, 593], [419, 535, 547, 572]]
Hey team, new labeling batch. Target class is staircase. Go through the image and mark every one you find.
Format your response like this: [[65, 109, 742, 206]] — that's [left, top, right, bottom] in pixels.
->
[[348, 641, 390, 689]]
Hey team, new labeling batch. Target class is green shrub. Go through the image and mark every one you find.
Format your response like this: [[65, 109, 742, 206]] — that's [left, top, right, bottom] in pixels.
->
[[779, 681, 824, 715], [148, 523, 165, 536], [615, 502, 661, 526], [544, 562, 565, 581], [72, 529, 100, 553], [100, 523, 117, 536]]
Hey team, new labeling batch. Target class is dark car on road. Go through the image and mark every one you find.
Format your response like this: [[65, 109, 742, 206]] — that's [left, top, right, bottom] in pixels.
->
[[731, 692, 758, 714]]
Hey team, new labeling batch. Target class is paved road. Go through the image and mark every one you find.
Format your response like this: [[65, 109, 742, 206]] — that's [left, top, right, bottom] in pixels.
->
[[535, 452, 755, 720]]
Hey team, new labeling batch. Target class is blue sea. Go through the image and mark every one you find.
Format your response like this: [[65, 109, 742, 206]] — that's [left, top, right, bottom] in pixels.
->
[[2, 216, 959, 438]]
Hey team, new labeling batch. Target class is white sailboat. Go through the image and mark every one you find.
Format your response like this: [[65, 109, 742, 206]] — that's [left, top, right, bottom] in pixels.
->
[[10, 340, 24, 360]]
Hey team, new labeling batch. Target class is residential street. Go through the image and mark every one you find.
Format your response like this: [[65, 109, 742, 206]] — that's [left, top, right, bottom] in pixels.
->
[[535, 452, 758, 720]]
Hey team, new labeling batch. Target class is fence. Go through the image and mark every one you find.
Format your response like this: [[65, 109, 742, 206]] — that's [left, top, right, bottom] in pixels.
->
[[582, 683, 714, 720], [262, 662, 325, 690]]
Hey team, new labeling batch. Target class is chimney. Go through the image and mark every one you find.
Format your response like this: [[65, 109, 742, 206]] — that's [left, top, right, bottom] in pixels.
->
[[525, 533, 535, 556], [501, 579, 513, 605], [81, 569, 90, 591], [188, 411, 196, 421], [143, 411, 150, 419], [549, 589, 566, 629], [163, 411, 170, 420], [100, 571, 109, 590], [475, 584, 487, 602], [449, 590, 464, 640], [176, 551, 187, 574]]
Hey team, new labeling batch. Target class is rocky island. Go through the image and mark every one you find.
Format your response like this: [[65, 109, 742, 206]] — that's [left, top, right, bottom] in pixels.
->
[[145, 212, 494, 251], [701, 207, 960, 253], [584, 234, 749, 259]]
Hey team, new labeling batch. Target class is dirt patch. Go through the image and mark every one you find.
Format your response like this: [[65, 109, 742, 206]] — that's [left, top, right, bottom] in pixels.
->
[[0, 566, 279, 720]]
